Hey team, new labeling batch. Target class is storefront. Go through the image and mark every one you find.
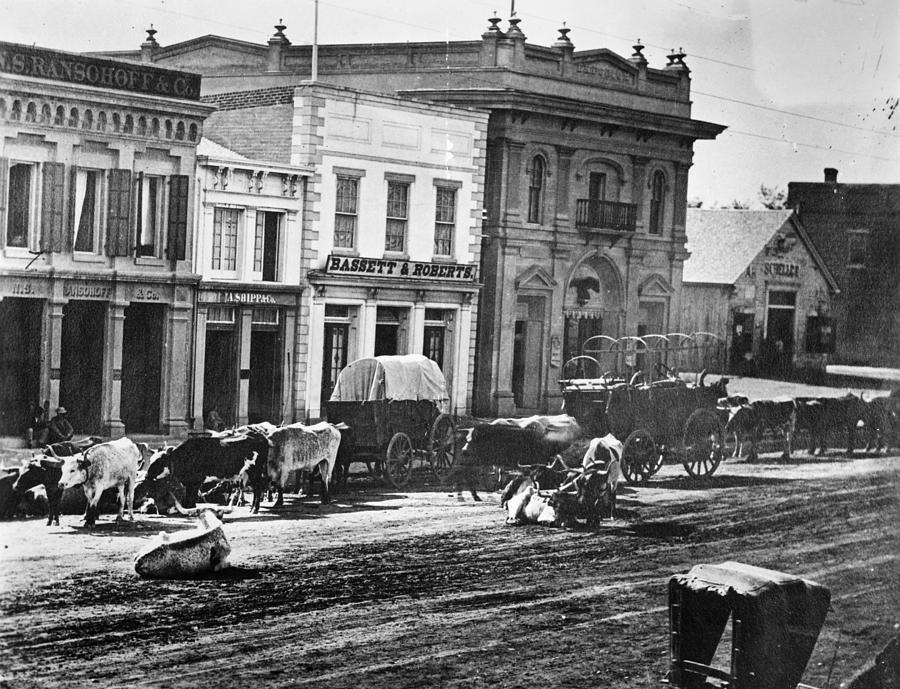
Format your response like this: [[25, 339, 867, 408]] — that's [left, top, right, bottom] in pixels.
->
[[305, 255, 479, 420], [192, 287, 300, 428], [682, 209, 839, 379]]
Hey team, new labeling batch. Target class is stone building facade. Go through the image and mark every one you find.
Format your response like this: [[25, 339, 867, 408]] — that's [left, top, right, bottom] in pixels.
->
[[787, 168, 900, 368], [0, 41, 211, 438], [107, 17, 724, 416]]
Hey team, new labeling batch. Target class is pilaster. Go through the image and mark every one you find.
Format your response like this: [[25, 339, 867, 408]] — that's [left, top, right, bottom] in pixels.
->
[[163, 301, 194, 437], [103, 301, 127, 439]]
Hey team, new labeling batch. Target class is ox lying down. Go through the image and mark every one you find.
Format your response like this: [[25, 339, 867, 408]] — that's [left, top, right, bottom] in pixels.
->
[[134, 509, 231, 578], [501, 434, 622, 528]]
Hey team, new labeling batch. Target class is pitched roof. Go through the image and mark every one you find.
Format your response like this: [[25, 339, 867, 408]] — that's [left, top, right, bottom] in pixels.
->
[[684, 209, 794, 285], [196, 136, 248, 161]]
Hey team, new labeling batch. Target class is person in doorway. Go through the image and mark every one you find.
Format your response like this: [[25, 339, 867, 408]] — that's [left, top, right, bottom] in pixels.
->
[[205, 409, 226, 432], [35, 407, 75, 446]]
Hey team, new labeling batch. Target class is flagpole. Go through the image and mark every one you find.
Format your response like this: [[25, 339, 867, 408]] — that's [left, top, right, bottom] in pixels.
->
[[312, 0, 319, 81]]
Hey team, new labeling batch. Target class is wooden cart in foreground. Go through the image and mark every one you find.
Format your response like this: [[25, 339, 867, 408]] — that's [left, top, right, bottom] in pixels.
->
[[326, 354, 457, 489]]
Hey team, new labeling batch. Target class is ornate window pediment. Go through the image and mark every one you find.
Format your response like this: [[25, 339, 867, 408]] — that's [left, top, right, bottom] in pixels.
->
[[515, 264, 557, 290], [637, 273, 673, 297]]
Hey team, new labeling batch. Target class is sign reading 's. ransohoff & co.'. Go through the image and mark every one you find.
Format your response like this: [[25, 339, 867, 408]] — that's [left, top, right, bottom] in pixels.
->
[[0, 42, 202, 101], [325, 254, 477, 282]]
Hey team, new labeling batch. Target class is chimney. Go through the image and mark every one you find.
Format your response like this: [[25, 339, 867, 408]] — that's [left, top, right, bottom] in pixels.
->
[[140, 26, 159, 63], [824, 167, 838, 184], [267, 20, 290, 72]]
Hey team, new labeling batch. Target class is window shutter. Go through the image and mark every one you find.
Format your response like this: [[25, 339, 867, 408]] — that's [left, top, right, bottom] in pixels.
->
[[105, 169, 132, 256], [41, 162, 66, 253], [63, 165, 77, 253], [0, 158, 8, 247], [166, 174, 189, 261]]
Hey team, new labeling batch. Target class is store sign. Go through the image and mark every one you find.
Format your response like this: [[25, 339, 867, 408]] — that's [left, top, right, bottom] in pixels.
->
[[10, 282, 36, 296], [763, 262, 800, 279], [63, 283, 111, 299], [220, 291, 277, 305], [325, 255, 477, 282], [0, 42, 201, 100]]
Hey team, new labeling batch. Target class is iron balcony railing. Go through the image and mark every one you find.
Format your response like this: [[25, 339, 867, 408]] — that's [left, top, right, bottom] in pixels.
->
[[575, 199, 637, 233]]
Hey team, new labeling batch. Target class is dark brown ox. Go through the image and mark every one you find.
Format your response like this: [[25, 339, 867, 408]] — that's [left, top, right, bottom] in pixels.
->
[[12, 457, 64, 526]]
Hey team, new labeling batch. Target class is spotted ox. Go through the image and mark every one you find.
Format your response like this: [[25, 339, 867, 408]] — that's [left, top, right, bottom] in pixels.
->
[[59, 437, 140, 528], [141, 431, 269, 509], [12, 457, 64, 526], [263, 422, 342, 510]]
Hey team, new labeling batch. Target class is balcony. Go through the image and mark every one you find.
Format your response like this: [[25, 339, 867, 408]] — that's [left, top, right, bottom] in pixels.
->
[[575, 199, 637, 234]]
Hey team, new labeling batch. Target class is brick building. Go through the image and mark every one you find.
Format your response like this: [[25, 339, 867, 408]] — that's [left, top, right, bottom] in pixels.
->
[[0, 41, 211, 439], [106, 17, 724, 416], [787, 168, 900, 367]]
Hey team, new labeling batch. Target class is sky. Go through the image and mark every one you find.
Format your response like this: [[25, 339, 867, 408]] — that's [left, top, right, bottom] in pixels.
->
[[1, 0, 898, 207]]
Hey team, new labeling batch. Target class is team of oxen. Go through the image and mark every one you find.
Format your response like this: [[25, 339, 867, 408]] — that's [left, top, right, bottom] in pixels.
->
[[720, 390, 899, 462]]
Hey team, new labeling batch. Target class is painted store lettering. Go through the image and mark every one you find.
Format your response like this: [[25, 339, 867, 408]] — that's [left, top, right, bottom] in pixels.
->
[[763, 262, 800, 279], [326, 254, 476, 282]]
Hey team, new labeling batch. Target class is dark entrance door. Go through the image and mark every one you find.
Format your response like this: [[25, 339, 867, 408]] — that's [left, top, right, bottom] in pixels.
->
[[203, 327, 237, 427], [764, 291, 796, 378], [121, 303, 164, 433], [563, 316, 602, 368], [249, 328, 282, 424], [730, 312, 755, 374], [60, 300, 106, 434], [321, 323, 349, 411], [0, 298, 42, 435]]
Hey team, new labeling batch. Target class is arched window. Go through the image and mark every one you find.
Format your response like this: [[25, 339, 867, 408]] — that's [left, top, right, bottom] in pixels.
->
[[527, 156, 545, 224], [649, 170, 666, 235]]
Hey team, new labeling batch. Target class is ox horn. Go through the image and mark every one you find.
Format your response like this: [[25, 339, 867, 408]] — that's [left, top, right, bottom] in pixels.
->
[[698, 369, 708, 387], [171, 496, 233, 519]]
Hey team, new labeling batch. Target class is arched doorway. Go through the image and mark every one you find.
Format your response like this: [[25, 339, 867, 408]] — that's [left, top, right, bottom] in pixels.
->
[[563, 254, 623, 364]]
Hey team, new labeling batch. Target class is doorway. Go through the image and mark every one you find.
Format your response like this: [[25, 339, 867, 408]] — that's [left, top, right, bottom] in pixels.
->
[[203, 324, 238, 427], [730, 312, 755, 374], [60, 300, 106, 434], [764, 291, 795, 378], [375, 306, 404, 356], [248, 323, 282, 424], [0, 298, 43, 435], [511, 296, 545, 411], [121, 303, 164, 433]]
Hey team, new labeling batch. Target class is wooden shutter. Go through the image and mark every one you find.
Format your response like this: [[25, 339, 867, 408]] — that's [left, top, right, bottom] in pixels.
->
[[64, 165, 77, 253], [105, 169, 132, 256], [41, 162, 66, 253], [0, 158, 8, 247], [166, 174, 189, 261]]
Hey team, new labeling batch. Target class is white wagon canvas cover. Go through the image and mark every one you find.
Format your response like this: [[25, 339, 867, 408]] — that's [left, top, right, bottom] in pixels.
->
[[329, 354, 449, 403]]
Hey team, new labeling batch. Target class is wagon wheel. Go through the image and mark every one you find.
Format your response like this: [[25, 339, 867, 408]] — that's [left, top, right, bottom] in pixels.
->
[[429, 413, 457, 484], [621, 429, 662, 484], [681, 408, 726, 478], [384, 432, 414, 488]]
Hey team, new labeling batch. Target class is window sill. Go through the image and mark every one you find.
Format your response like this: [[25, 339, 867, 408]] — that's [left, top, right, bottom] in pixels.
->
[[134, 256, 165, 266], [383, 251, 409, 261], [72, 252, 107, 264], [331, 248, 359, 257], [431, 254, 455, 263], [3, 246, 39, 259], [207, 274, 241, 281]]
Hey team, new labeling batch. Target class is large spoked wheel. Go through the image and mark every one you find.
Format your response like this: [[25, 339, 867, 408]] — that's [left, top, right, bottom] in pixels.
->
[[384, 432, 414, 489], [622, 428, 662, 484], [682, 408, 726, 478], [429, 413, 457, 484]]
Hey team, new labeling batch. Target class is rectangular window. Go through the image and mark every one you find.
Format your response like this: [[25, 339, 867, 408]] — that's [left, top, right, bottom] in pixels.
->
[[207, 305, 235, 324], [434, 186, 456, 256], [73, 169, 102, 254], [212, 207, 240, 272], [135, 174, 163, 257], [254, 211, 281, 281], [6, 162, 37, 248], [847, 231, 869, 268], [385, 181, 409, 253], [251, 308, 279, 325], [334, 176, 358, 249]]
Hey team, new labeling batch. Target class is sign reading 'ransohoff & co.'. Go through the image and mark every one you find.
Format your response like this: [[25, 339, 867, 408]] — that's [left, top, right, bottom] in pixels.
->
[[0, 42, 202, 101], [325, 254, 477, 282]]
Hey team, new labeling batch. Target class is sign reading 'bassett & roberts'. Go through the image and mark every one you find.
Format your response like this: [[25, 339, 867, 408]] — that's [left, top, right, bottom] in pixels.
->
[[325, 254, 477, 282], [0, 42, 202, 101]]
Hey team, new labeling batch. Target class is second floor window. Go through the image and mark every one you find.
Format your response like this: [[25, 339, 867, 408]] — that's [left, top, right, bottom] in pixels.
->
[[73, 169, 102, 253], [6, 162, 37, 248], [385, 181, 409, 253], [527, 156, 544, 224], [254, 211, 281, 282], [649, 170, 666, 235], [135, 174, 163, 257], [212, 207, 240, 271], [334, 175, 358, 249], [434, 186, 456, 256]]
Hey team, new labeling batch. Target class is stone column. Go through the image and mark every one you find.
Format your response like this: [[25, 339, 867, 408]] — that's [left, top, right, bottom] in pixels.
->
[[162, 301, 194, 437], [361, 293, 378, 357], [553, 146, 576, 231], [493, 242, 520, 417], [410, 298, 426, 356], [673, 161, 692, 239], [631, 156, 650, 230], [45, 298, 66, 410], [236, 308, 253, 426], [103, 301, 127, 439], [281, 306, 298, 423], [501, 140, 526, 227], [192, 305, 208, 430], [305, 299, 326, 421], [455, 301, 473, 416]]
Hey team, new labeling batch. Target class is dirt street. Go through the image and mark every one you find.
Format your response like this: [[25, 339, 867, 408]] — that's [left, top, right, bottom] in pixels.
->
[[0, 452, 897, 688]]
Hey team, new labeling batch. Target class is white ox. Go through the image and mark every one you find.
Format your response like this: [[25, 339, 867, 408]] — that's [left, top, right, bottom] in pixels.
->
[[266, 422, 342, 507], [59, 437, 140, 528]]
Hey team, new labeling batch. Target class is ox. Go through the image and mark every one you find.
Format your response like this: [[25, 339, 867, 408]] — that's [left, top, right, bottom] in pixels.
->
[[59, 437, 140, 528], [134, 509, 231, 579], [261, 422, 342, 510], [142, 431, 269, 509], [12, 457, 64, 526], [724, 398, 795, 462], [861, 395, 899, 453], [794, 394, 868, 456]]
